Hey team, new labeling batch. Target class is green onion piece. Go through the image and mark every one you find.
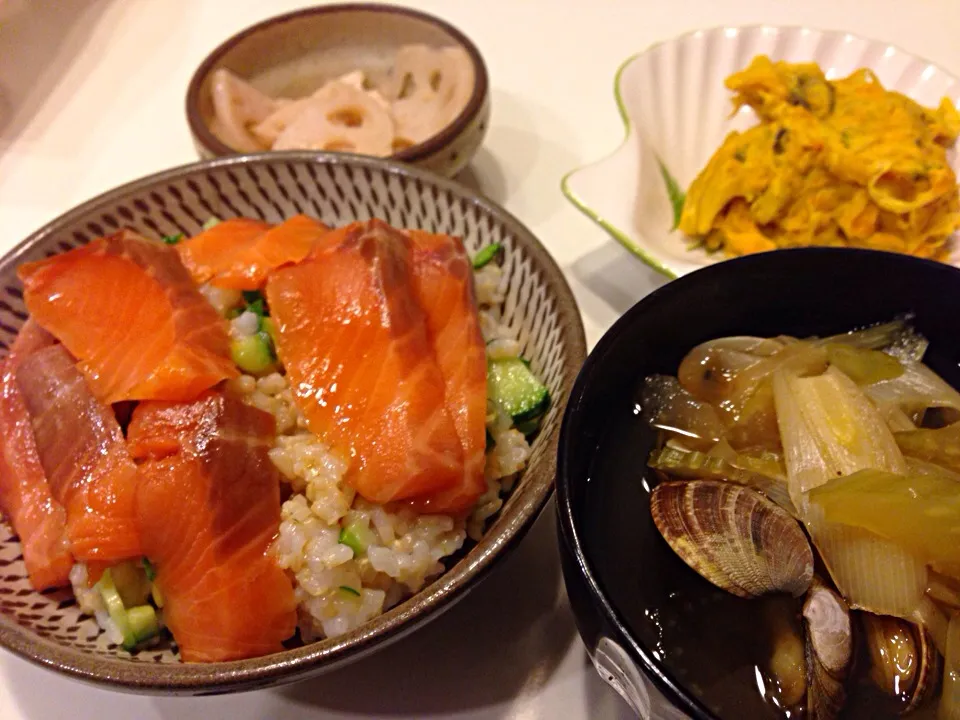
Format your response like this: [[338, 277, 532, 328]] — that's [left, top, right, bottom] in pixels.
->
[[162, 233, 184, 246], [247, 298, 266, 318], [141, 557, 156, 582], [472, 243, 503, 269], [658, 160, 686, 230], [339, 585, 361, 598], [201, 216, 221, 231], [825, 344, 904, 385]]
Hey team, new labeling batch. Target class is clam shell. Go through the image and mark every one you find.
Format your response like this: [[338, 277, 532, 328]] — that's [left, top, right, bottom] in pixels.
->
[[863, 613, 942, 713], [804, 577, 852, 720], [650, 480, 814, 598]]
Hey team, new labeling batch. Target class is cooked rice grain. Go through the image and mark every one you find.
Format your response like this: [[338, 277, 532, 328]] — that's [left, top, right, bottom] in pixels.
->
[[223, 264, 533, 642]]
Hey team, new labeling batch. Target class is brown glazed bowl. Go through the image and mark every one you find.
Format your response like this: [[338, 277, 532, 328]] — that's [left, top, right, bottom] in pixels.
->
[[0, 152, 586, 694], [186, 4, 491, 178]]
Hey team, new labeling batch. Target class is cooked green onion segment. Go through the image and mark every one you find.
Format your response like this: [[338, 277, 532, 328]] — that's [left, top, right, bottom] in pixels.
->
[[644, 318, 960, 715]]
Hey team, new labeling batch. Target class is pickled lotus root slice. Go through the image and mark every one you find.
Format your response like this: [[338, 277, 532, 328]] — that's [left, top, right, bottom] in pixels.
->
[[649, 479, 814, 598], [209, 69, 279, 152], [271, 82, 395, 156], [334, 70, 391, 110], [387, 45, 474, 145], [252, 96, 313, 148]]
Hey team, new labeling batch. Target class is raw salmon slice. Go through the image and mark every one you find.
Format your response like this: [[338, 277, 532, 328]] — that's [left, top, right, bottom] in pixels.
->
[[129, 393, 296, 662], [18, 229, 236, 404], [266, 219, 465, 504], [175, 218, 271, 286], [211, 215, 330, 290], [0, 321, 73, 590], [16, 344, 141, 563], [405, 230, 487, 513]]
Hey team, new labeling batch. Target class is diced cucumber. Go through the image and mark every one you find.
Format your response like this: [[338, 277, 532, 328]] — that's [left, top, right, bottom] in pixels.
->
[[110, 560, 151, 608], [127, 605, 160, 644], [202, 216, 221, 231], [488, 357, 550, 424], [338, 585, 361, 598], [151, 582, 165, 609], [230, 334, 275, 375], [162, 233, 183, 246], [472, 243, 503, 269], [97, 569, 137, 650], [515, 417, 542, 438], [339, 521, 376, 555], [260, 317, 280, 348]]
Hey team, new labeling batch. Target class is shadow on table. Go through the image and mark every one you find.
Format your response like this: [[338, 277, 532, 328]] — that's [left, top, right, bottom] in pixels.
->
[[456, 148, 509, 206], [455, 88, 582, 229], [0, 0, 114, 147], [273, 502, 576, 716], [567, 240, 668, 334]]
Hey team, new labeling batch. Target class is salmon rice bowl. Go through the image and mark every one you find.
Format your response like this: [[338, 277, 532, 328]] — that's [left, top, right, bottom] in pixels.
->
[[0, 215, 549, 662]]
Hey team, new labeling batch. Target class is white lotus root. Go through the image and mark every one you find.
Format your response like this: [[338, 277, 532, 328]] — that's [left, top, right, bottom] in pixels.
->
[[209, 44, 473, 157], [270, 81, 396, 156], [209, 68, 279, 152], [386, 45, 474, 147]]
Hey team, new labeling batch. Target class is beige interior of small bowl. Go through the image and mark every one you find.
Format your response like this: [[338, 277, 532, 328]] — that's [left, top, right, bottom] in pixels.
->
[[195, 8, 477, 144]]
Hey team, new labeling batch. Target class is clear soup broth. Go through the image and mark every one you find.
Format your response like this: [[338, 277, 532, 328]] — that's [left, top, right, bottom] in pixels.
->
[[584, 382, 944, 719]]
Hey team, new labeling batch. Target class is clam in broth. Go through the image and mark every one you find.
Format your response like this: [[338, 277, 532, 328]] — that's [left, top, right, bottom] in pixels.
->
[[642, 318, 960, 718]]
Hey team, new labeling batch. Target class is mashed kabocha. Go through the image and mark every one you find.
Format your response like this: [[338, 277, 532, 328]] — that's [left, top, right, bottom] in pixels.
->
[[680, 55, 960, 259]]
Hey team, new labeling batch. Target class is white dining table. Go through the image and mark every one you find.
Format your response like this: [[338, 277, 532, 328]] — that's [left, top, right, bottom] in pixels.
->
[[0, 0, 958, 717]]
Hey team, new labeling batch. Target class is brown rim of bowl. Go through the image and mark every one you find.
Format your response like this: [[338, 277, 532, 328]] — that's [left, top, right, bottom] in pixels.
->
[[185, 4, 490, 163], [0, 151, 587, 695]]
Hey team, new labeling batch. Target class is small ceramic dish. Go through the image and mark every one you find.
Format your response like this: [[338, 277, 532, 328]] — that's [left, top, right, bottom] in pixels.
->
[[557, 247, 960, 718], [561, 26, 960, 278], [186, 4, 490, 177], [0, 151, 586, 694]]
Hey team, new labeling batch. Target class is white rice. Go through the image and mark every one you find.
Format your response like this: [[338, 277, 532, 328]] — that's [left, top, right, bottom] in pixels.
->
[[222, 260, 535, 642]]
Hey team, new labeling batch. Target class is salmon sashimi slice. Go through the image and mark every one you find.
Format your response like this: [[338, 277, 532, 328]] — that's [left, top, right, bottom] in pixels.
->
[[266, 219, 465, 504], [0, 321, 73, 590], [129, 393, 296, 662], [211, 215, 330, 290], [15, 344, 141, 563], [175, 218, 271, 286], [18, 229, 236, 404], [405, 230, 488, 513]]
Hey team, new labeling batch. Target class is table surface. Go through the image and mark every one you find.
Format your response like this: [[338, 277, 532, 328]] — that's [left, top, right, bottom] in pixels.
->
[[1, 0, 958, 717]]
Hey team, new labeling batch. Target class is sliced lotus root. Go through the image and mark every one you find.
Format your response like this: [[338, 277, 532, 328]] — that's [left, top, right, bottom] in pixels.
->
[[386, 46, 474, 145], [251, 96, 313, 147], [336, 70, 391, 110], [209, 69, 279, 152], [271, 81, 395, 156]]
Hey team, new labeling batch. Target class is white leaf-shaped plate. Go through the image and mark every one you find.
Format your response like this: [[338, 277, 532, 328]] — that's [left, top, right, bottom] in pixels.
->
[[562, 26, 960, 279]]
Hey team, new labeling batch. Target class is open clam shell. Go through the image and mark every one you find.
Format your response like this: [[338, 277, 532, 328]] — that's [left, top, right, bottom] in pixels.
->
[[649, 480, 814, 599]]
